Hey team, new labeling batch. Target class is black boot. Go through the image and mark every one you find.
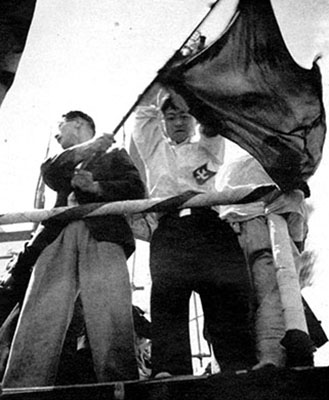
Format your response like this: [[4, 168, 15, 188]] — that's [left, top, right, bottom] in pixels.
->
[[281, 329, 315, 368]]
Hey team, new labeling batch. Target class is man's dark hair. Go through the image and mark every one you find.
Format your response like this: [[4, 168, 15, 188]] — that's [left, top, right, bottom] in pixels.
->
[[62, 110, 96, 135], [160, 96, 180, 114]]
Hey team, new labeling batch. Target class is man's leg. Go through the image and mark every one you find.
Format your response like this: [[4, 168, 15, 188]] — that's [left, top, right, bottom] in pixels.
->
[[198, 220, 256, 372], [150, 278, 192, 376], [149, 222, 193, 377], [78, 225, 138, 382], [0, 223, 65, 326], [2, 224, 78, 388], [238, 217, 286, 368]]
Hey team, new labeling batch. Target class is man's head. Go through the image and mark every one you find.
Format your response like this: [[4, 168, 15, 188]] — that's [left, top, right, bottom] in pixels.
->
[[161, 95, 195, 144], [55, 110, 96, 149]]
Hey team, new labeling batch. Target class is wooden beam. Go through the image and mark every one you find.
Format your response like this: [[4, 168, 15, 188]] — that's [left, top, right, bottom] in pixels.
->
[[1, 367, 328, 400], [0, 231, 32, 243]]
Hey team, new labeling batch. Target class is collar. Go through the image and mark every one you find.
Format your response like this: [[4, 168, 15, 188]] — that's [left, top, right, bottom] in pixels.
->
[[168, 136, 192, 147]]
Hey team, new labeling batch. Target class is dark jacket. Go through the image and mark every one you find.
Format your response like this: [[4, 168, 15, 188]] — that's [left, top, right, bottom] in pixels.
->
[[41, 146, 145, 258]]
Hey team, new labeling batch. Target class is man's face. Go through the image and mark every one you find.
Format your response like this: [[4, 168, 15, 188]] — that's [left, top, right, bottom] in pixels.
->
[[55, 118, 80, 149], [163, 108, 194, 144]]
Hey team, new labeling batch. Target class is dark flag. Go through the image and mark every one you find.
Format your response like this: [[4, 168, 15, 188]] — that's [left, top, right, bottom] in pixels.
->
[[159, 0, 326, 192]]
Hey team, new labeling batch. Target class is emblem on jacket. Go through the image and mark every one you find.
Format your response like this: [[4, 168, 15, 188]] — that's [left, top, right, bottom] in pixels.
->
[[193, 163, 216, 185]]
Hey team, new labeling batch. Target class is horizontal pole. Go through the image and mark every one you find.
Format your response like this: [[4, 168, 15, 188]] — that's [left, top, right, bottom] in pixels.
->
[[0, 230, 33, 242], [0, 190, 265, 226]]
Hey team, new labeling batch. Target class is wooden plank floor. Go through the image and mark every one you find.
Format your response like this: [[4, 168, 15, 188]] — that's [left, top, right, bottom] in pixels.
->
[[1, 366, 329, 400]]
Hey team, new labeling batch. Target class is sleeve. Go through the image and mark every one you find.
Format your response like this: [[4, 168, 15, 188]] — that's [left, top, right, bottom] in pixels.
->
[[96, 148, 146, 202], [41, 136, 111, 193], [41, 152, 76, 193], [131, 104, 166, 163]]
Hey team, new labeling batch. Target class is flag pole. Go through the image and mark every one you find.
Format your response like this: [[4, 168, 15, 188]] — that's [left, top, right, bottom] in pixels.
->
[[34, 129, 52, 210], [112, 0, 222, 136]]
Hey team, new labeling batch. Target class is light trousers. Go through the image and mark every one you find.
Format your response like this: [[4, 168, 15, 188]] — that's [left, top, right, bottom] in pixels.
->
[[237, 217, 286, 367], [2, 221, 138, 388]]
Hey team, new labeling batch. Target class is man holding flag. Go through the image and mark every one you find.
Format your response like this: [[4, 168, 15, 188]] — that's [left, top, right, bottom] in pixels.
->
[[131, 83, 257, 377], [2, 110, 145, 387]]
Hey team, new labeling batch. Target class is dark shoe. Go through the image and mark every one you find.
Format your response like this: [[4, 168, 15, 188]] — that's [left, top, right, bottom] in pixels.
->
[[281, 329, 315, 367]]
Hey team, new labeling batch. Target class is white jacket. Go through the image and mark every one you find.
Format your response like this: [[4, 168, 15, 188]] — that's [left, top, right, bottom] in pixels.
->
[[131, 104, 225, 199]]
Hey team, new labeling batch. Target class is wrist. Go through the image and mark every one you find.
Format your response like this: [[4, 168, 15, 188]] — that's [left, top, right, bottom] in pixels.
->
[[293, 189, 305, 199], [295, 181, 310, 198], [93, 181, 102, 195]]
